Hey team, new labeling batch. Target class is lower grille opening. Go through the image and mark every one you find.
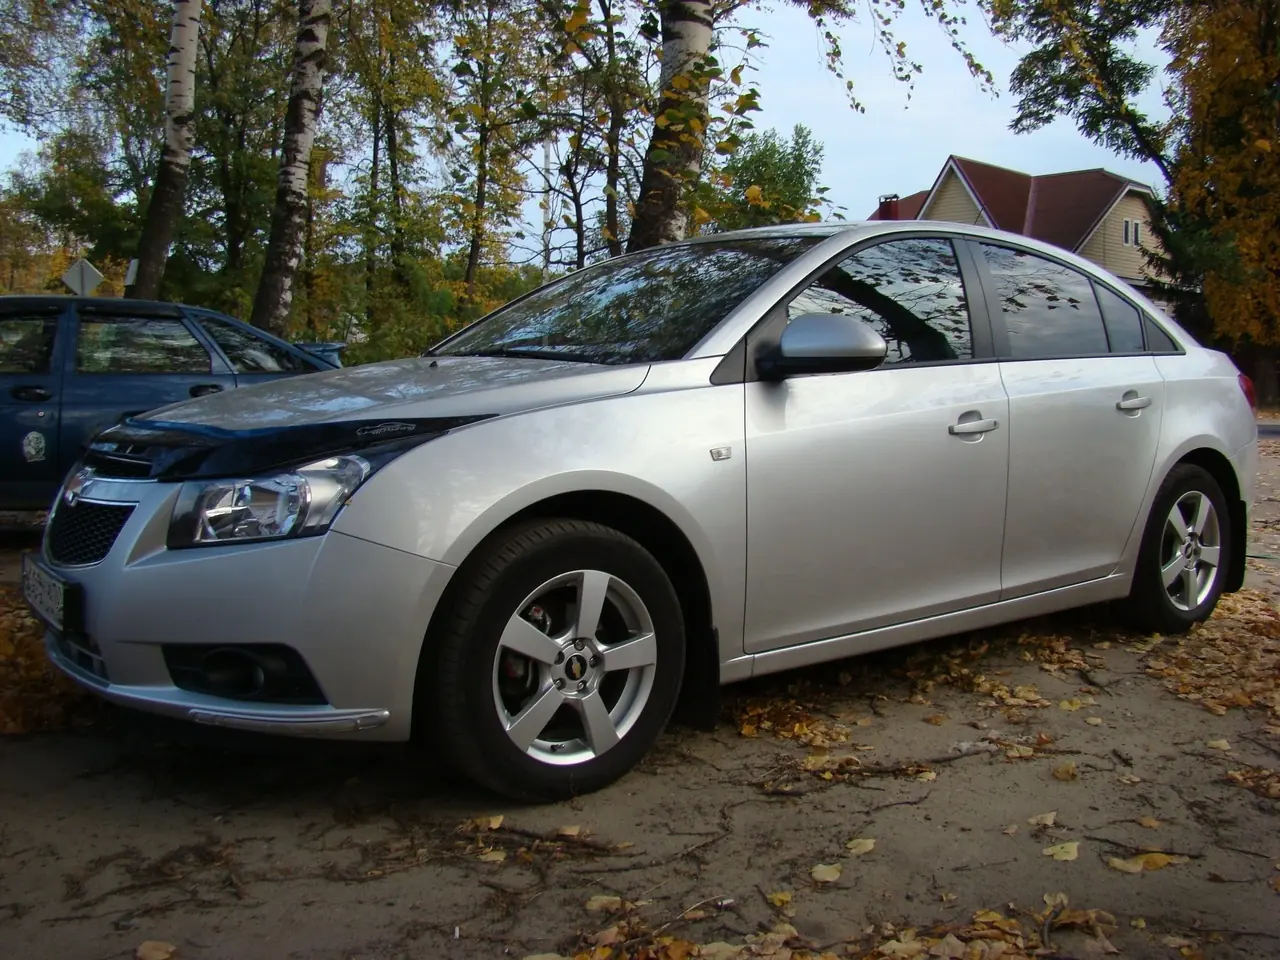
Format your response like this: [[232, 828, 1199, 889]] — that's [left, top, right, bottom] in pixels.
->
[[58, 633, 109, 682], [162, 643, 328, 705], [47, 501, 134, 566]]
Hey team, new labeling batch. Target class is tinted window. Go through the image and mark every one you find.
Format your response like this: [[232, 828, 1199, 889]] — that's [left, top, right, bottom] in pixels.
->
[[196, 316, 310, 373], [0, 316, 58, 373], [1095, 284, 1145, 352], [1145, 316, 1178, 353], [787, 238, 973, 363], [76, 316, 211, 374], [979, 244, 1108, 358], [436, 236, 821, 365]]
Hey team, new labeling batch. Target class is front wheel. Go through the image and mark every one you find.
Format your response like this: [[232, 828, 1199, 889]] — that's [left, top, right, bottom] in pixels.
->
[[1119, 464, 1231, 634], [424, 519, 686, 801]]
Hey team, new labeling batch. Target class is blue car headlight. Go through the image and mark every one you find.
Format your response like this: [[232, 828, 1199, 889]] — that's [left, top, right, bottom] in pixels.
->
[[168, 455, 371, 548]]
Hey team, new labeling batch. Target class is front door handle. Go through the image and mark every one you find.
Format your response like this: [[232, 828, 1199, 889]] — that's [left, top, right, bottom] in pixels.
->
[[949, 418, 999, 436], [1116, 395, 1152, 411], [189, 383, 224, 397], [10, 385, 52, 402]]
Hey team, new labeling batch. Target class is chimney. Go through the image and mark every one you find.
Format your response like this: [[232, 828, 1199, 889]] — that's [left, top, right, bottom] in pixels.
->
[[876, 193, 901, 220]]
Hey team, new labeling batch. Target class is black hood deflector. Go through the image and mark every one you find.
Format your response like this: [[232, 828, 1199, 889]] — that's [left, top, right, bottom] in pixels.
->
[[84, 414, 494, 480]]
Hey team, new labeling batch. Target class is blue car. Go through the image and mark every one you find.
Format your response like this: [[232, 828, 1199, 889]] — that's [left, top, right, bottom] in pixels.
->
[[0, 295, 340, 510]]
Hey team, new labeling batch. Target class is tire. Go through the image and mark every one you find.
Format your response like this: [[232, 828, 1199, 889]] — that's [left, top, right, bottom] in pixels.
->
[[1119, 464, 1231, 634], [423, 518, 686, 801]]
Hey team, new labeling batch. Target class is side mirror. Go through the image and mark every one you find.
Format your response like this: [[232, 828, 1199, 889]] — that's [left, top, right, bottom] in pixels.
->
[[759, 312, 888, 379]]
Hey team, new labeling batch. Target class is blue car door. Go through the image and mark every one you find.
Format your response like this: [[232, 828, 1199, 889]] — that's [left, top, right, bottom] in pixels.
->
[[186, 309, 331, 387], [59, 304, 237, 460], [0, 302, 69, 509]]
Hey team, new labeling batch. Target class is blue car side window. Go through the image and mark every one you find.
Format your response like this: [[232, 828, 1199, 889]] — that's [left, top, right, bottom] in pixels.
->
[[1, 316, 58, 373], [77, 316, 211, 374], [195, 316, 310, 374]]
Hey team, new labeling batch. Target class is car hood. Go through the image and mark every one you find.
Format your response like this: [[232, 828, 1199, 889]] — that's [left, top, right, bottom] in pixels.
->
[[140, 355, 651, 430]]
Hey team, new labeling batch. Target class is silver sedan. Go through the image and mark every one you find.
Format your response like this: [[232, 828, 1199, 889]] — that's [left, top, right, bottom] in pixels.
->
[[24, 221, 1257, 800]]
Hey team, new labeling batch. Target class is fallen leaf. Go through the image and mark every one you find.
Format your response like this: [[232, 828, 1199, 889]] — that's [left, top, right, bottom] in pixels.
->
[[1091, 929, 1122, 955], [1207, 739, 1231, 751], [136, 945, 177, 960], [1269, 876, 1280, 894], [924, 714, 947, 725], [877, 940, 926, 958], [479, 849, 507, 862], [556, 825, 581, 838], [811, 862, 842, 883], [766, 891, 793, 908], [1086, 717, 1104, 726], [846, 838, 876, 856], [928, 933, 966, 958], [973, 909, 1004, 923], [1131, 918, 1147, 929], [592, 926, 621, 946], [1003, 824, 1019, 836], [1060, 699, 1084, 711], [470, 814, 503, 831], [1043, 841, 1080, 861], [1043, 892, 1069, 908], [916, 770, 938, 782], [696, 945, 745, 960], [1119, 774, 1143, 785], [1053, 762, 1079, 781], [1137, 816, 1161, 829], [586, 895, 623, 912], [1028, 811, 1058, 827], [1108, 852, 1189, 873], [1006, 744, 1035, 759]]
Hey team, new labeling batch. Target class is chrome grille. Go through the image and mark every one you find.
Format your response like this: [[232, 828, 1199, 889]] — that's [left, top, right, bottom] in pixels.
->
[[46, 501, 134, 566]]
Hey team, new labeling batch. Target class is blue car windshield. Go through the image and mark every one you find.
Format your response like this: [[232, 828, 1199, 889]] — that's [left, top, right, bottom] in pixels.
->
[[433, 236, 821, 365]]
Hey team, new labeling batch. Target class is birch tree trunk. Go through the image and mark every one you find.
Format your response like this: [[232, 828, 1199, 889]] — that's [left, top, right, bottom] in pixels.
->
[[250, 0, 331, 337], [128, 0, 203, 299], [626, 0, 713, 252]]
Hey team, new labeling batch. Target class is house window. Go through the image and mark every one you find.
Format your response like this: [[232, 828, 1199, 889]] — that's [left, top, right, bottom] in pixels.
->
[[1123, 219, 1131, 245], [1133, 221, 1142, 246]]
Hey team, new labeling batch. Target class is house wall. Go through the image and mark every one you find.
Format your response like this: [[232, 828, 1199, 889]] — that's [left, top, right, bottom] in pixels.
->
[[1078, 193, 1165, 282], [921, 169, 987, 225]]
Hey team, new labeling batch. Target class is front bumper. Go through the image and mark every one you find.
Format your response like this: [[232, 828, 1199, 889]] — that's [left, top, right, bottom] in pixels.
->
[[37, 477, 455, 741]]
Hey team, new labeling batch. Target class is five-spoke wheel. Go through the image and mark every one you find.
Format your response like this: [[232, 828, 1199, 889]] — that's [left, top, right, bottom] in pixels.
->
[[423, 519, 685, 801]]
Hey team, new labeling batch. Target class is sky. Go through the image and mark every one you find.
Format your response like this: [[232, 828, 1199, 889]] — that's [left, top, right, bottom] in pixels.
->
[[0, 3, 1171, 224]]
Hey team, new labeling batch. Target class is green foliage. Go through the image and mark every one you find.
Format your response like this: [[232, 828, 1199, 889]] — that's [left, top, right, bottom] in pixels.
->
[[695, 124, 832, 232]]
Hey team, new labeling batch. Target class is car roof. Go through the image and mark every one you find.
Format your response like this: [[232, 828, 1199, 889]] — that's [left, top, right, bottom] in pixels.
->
[[0, 294, 227, 317]]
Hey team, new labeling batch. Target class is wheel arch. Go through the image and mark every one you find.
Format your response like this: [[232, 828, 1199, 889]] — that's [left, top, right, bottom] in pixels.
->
[[414, 489, 722, 737]]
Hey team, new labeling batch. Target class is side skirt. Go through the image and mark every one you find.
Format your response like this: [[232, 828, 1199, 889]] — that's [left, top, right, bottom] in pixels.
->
[[724, 573, 1132, 682]]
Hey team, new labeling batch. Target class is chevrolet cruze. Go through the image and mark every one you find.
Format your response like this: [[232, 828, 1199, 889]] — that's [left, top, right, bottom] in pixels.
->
[[23, 221, 1257, 800]]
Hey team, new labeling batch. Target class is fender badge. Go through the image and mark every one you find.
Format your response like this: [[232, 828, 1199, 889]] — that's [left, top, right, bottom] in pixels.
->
[[355, 421, 417, 438]]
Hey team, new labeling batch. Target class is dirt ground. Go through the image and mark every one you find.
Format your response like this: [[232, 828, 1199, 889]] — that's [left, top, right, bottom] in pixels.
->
[[1, 455, 1279, 960]]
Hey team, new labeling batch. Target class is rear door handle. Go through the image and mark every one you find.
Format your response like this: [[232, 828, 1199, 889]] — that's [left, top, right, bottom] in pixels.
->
[[10, 385, 52, 402], [1116, 395, 1152, 411], [949, 418, 999, 435], [189, 383, 224, 397]]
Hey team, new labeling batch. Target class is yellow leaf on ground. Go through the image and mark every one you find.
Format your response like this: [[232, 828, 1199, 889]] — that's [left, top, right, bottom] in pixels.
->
[[766, 890, 792, 907], [1207, 739, 1231, 750], [811, 862, 842, 883], [973, 909, 1004, 923], [916, 770, 938, 782], [1119, 774, 1143, 785], [1108, 852, 1188, 873], [1003, 824, 1018, 836], [1028, 811, 1058, 827], [1137, 816, 1161, 829], [556, 825, 581, 837], [1053, 762, 1079, 781], [924, 714, 946, 725], [1086, 717, 1104, 726], [586, 895, 622, 912], [136, 944, 177, 960], [1131, 918, 1147, 929], [1043, 841, 1080, 861], [479, 849, 506, 862], [846, 838, 876, 855], [1060, 699, 1084, 711], [1006, 745, 1035, 759]]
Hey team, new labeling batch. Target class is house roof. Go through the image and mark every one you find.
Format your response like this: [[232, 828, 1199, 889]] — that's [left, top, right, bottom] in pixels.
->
[[867, 189, 929, 221], [866, 156, 1154, 252]]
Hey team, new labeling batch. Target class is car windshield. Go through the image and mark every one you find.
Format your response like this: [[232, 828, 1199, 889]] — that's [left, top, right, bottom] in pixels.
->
[[433, 236, 821, 365]]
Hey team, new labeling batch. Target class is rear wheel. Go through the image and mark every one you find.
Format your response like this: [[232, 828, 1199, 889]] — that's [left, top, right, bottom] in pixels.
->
[[424, 519, 685, 801], [1120, 464, 1231, 634]]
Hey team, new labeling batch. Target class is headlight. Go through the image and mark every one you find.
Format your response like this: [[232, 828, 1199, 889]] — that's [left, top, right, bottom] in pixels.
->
[[168, 455, 370, 548]]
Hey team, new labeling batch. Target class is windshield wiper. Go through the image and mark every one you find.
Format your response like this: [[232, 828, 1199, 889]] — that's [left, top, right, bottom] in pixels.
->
[[441, 347, 608, 364]]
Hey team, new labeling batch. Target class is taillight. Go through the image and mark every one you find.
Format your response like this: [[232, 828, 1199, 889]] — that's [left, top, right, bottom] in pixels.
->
[[1239, 372, 1257, 411]]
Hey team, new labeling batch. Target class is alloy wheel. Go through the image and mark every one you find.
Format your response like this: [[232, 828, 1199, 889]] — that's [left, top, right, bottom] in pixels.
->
[[491, 569, 658, 765], [1160, 490, 1221, 612]]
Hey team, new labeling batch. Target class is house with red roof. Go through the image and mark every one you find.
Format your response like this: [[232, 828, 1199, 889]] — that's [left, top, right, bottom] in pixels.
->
[[869, 155, 1170, 310]]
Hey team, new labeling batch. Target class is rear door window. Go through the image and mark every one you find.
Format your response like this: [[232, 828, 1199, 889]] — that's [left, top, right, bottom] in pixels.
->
[[76, 316, 212, 373], [1094, 284, 1146, 353], [978, 244, 1109, 358]]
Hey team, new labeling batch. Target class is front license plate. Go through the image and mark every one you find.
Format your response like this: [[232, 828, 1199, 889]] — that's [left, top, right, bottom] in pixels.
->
[[22, 554, 66, 632]]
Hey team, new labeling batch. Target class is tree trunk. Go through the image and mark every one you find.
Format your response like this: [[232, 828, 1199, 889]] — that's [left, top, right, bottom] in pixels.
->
[[365, 98, 381, 327], [464, 125, 490, 297], [626, 0, 713, 252], [250, 0, 331, 337], [128, 0, 203, 299], [601, 0, 624, 258]]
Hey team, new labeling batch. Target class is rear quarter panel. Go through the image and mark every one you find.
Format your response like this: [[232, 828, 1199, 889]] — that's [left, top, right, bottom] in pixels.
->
[[1113, 349, 1257, 575], [331, 358, 750, 669]]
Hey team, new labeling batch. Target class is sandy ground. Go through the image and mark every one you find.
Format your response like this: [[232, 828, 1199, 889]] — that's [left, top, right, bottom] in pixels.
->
[[1, 455, 1278, 960]]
